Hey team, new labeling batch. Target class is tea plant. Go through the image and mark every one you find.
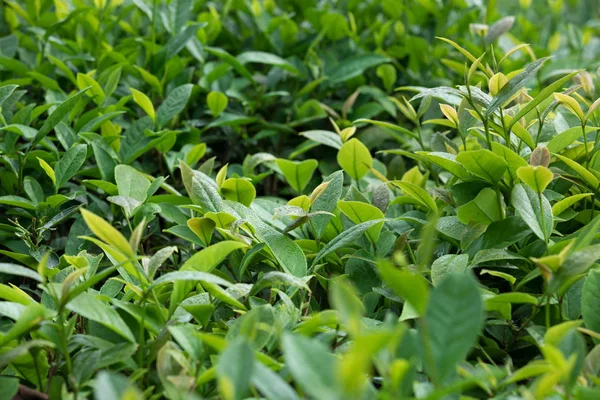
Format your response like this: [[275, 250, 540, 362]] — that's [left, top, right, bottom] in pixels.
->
[[2, 0, 600, 399]]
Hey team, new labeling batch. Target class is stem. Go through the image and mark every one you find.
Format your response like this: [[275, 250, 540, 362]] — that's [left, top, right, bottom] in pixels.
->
[[538, 192, 548, 250], [495, 185, 504, 220], [482, 118, 493, 150], [545, 294, 551, 329], [582, 122, 590, 169]]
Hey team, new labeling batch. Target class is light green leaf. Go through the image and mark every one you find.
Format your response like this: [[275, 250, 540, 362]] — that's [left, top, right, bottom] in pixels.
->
[[552, 193, 592, 216], [207, 91, 228, 117], [77, 73, 105, 105], [181, 241, 248, 273], [276, 158, 319, 193], [187, 217, 216, 246], [221, 178, 256, 206], [37, 157, 56, 186], [0, 196, 37, 210], [517, 165, 554, 194], [337, 139, 373, 180], [131, 88, 155, 122]]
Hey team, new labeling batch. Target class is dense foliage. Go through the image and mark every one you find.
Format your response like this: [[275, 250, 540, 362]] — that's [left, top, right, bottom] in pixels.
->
[[2, 0, 600, 399]]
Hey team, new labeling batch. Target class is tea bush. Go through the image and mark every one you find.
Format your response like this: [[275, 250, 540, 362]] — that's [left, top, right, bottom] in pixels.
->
[[2, 0, 600, 399]]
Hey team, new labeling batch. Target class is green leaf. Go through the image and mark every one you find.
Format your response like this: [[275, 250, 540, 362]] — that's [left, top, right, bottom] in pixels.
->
[[207, 91, 228, 117], [337, 138, 373, 180], [299, 130, 342, 149], [0, 263, 42, 282], [424, 272, 484, 382], [66, 292, 136, 342], [490, 142, 528, 182], [327, 54, 389, 85], [583, 270, 600, 336], [33, 88, 89, 147], [509, 73, 580, 131], [206, 47, 254, 82], [456, 149, 507, 183], [180, 160, 223, 213], [486, 57, 550, 117], [378, 262, 429, 315], [250, 272, 311, 296], [0, 84, 18, 107], [94, 371, 143, 400], [0, 195, 37, 210], [311, 171, 344, 239], [156, 84, 194, 128], [312, 220, 383, 267], [487, 292, 538, 305], [228, 202, 308, 277], [55, 144, 87, 189], [457, 188, 501, 225], [391, 181, 438, 213], [276, 158, 319, 193], [485, 16, 515, 44], [221, 178, 256, 206], [152, 271, 233, 288], [431, 254, 469, 286], [237, 51, 300, 75], [251, 363, 300, 400], [354, 118, 419, 140], [217, 338, 255, 400], [338, 201, 385, 243], [511, 184, 553, 243], [547, 126, 600, 153], [115, 165, 152, 204], [282, 334, 339, 400], [416, 152, 473, 181], [555, 154, 599, 188]]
